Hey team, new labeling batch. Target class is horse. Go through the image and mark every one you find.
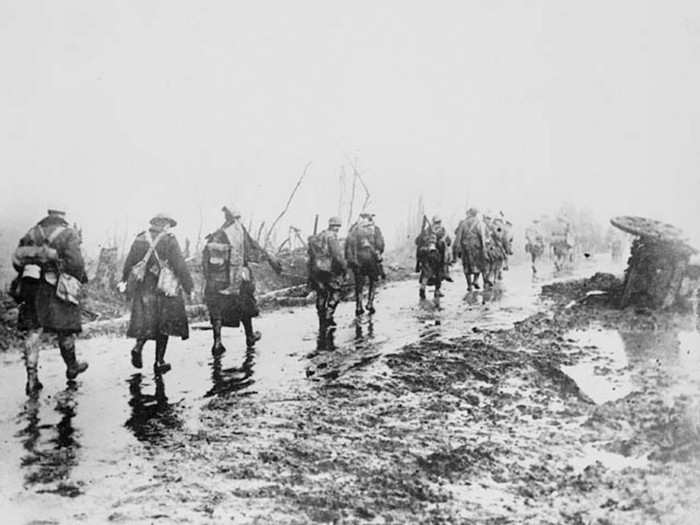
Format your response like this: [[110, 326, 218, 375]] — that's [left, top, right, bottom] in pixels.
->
[[480, 217, 513, 288], [345, 227, 382, 316]]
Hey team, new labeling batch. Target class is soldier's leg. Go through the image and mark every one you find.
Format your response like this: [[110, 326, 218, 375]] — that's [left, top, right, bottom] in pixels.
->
[[354, 271, 364, 316], [154, 335, 171, 375], [131, 339, 146, 368], [316, 287, 327, 326], [242, 317, 261, 348], [366, 277, 376, 314], [24, 328, 43, 395], [434, 281, 442, 301], [326, 288, 341, 326], [419, 274, 427, 299], [58, 333, 88, 380], [211, 318, 226, 356]]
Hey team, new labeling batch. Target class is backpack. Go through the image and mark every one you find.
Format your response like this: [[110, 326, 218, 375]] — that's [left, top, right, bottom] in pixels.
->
[[307, 232, 333, 273]]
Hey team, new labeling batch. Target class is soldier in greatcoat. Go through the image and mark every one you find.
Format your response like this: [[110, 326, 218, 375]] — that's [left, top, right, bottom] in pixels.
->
[[120, 213, 193, 374], [308, 216, 347, 328], [202, 207, 282, 356], [12, 208, 89, 395]]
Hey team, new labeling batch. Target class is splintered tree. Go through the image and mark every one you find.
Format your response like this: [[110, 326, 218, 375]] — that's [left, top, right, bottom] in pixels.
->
[[94, 244, 120, 291]]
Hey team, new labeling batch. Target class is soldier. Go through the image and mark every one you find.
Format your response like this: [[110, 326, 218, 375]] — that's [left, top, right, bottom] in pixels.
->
[[525, 219, 546, 274], [345, 210, 386, 315], [202, 206, 281, 356], [12, 207, 89, 395], [308, 216, 347, 329], [453, 208, 486, 291], [346, 210, 386, 278], [120, 213, 193, 374], [415, 215, 451, 299]]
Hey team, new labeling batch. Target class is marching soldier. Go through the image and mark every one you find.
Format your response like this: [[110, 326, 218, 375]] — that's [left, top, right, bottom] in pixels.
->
[[308, 216, 347, 329], [415, 215, 451, 300], [202, 207, 282, 356], [346, 210, 386, 279], [12, 208, 89, 395], [454, 208, 486, 291], [120, 213, 193, 374]]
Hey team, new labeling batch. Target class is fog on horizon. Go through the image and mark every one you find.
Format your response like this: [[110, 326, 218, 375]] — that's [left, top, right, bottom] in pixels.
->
[[1, 0, 699, 257]]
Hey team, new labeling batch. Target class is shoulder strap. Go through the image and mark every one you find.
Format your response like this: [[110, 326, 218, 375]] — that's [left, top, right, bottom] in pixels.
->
[[145, 231, 168, 268], [47, 226, 67, 245], [31, 225, 45, 244]]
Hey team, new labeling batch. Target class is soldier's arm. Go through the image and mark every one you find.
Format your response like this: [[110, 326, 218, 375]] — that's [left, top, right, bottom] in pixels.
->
[[329, 237, 347, 271], [167, 235, 194, 295], [121, 237, 143, 282], [375, 227, 385, 254], [12, 231, 34, 272], [60, 229, 89, 283]]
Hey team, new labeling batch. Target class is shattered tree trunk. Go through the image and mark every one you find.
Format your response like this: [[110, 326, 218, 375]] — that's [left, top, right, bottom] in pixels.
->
[[620, 237, 692, 309], [94, 247, 120, 291]]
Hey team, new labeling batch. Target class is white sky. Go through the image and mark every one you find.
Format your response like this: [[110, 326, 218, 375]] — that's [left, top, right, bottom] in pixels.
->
[[1, 0, 699, 254]]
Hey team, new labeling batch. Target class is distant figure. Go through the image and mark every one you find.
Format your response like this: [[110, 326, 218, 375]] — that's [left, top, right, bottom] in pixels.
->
[[481, 213, 513, 286], [525, 219, 546, 275], [120, 213, 193, 374], [12, 207, 89, 395], [308, 216, 347, 330], [611, 238, 623, 261], [550, 217, 574, 271], [453, 208, 486, 291], [415, 215, 451, 301], [202, 206, 281, 356], [345, 210, 385, 315]]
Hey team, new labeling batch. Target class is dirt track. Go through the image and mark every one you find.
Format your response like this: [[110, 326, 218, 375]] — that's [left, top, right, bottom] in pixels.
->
[[1, 257, 699, 524]]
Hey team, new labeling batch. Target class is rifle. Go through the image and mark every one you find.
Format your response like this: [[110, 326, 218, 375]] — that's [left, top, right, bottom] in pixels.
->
[[219, 206, 283, 274]]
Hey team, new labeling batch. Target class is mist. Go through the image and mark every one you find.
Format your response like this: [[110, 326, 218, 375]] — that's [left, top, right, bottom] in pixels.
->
[[1, 0, 699, 258]]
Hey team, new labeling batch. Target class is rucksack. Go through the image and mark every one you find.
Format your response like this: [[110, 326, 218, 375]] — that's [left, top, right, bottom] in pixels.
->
[[307, 232, 333, 272]]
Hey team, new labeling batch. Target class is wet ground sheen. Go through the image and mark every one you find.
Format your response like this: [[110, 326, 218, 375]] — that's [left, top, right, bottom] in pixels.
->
[[1, 256, 698, 524]]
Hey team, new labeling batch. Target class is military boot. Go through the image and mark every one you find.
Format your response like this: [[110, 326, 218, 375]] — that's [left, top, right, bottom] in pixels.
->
[[131, 339, 145, 368], [211, 320, 226, 356], [243, 318, 262, 348], [154, 336, 171, 375], [466, 273, 474, 292], [24, 331, 43, 395], [59, 336, 88, 380], [25, 366, 43, 396]]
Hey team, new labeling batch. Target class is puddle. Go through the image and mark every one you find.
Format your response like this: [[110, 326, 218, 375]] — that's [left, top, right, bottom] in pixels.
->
[[570, 443, 649, 473], [0, 257, 626, 521], [562, 328, 634, 404]]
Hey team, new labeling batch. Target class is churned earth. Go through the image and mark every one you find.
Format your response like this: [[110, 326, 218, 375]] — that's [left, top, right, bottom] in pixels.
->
[[0, 256, 698, 524]]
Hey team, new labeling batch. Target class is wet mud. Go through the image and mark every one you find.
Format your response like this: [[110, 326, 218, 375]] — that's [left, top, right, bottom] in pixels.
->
[[1, 255, 698, 523]]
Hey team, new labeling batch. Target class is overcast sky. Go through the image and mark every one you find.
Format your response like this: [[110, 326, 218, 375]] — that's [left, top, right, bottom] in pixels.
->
[[1, 0, 699, 253]]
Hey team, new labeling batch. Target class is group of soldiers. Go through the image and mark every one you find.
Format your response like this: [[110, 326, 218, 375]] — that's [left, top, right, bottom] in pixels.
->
[[10, 204, 519, 397], [524, 216, 575, 273], [11, 206, 282, 395]]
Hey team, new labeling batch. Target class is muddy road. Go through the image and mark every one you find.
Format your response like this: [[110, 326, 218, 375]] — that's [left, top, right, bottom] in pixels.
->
[[1, 256, 699, 524]]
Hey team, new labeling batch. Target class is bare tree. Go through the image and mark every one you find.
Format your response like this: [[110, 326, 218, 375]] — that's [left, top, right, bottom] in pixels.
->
[[264, 161, 312, 248]]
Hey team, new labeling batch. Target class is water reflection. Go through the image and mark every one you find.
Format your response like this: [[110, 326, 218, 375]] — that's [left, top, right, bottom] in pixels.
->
[[125, 374, 182, 443], [16, 383, 81, 490], [316, 328, 336, 352], [353, 318, 374, 351], [205, 349, 256, 397]]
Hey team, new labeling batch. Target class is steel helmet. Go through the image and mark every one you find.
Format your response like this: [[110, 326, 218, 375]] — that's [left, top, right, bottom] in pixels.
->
[[328, 216, 342, 227]]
